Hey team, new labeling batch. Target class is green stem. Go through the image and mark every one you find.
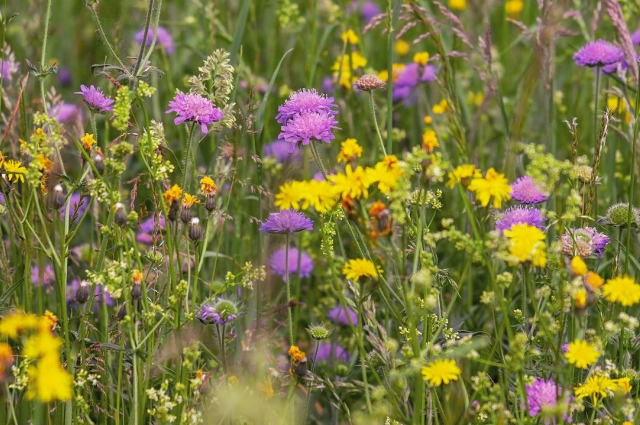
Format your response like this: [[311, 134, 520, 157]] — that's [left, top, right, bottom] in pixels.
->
[[181, 122, 197, 193], [285, 234, 294, 346], [368, 91, 387, 157], [625, 63, 640, 272]]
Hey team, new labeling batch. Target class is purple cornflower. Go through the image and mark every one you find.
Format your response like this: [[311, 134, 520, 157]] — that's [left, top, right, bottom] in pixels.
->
[[525, 378, 572, 424], [134, 26, 175, 54], [327, 305, 358, 326], [314, 343, 350, 363], [561, 227, 610, 258], [495, 206, 546, 233], [166, 93, 223, 134], [276, 89, 338, 125], [259, 210, 313, 234], [75, 85, 115, 113], [393, 63, 437, 105], [32, 264, 55, 287], [263, 139, 302, 163], [278, 112, 340, 152], [61, 193, 89, 223], [269, 247, 314, 282], [510, 176, 548, 204], [573, 40, 624, 68]]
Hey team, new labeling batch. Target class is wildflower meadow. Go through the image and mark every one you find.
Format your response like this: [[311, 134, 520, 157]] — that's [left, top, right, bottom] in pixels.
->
[[1, 0, 640, 423]]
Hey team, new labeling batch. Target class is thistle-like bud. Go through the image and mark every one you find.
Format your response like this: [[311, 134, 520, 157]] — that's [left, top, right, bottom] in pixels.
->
[[131, 269, 143, 301], [76, 280, 90, 305], [188, 217, 203, 241], [114, 203, 128, 227], [51, 184, 65, 209], [354, 74, 386, 92], [306, 323, 332, 340], [600, 203, 640, 228]]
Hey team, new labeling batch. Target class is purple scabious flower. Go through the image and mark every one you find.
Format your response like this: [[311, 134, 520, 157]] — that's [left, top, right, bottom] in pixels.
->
[[278, 112, 340, 152], [573, 40, 624, 67], [276, 89, 338, 125], [197, 299, 239, 324], [61, 193, 89, 223], [510, 176, 548, 204], [314, 343, 350, 363], [269, 247, 314, 282], [196, 305, 221, 324], [525, 378, 572, 424], [134, 26, 175, 54], [32, 264, 55, 287], [50, 103, 84, 124], [361, 1, 382, 22], [58, 67, 72, 87], [393, 63, 438, 105], [259, 210, 313, 234], [327, 305, 358, 326], [561, 227, 610, 258], [263, 139, 302, 163], [495, 206, 546, 233], [136, 214, 166, 244], [75, 85, 115, 113], [166, 93, 223, 134]]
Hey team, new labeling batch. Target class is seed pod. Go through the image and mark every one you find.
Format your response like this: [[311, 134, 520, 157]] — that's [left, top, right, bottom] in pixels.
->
[[188, 217, 203, 241], [114, 203, 128, 227], [75, 280, 90, 305], [51, 185, 65, 209]]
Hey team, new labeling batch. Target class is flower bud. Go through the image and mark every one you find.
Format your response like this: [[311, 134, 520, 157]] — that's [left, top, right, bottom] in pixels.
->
[[306, 323, 332, 340], [205, 194, 217, 212], [168, 200, 179, 222], [94, 153, 104, 174], [51, 184, 65, 209], [180, 207, 193, 224], [354, 74, 386, 92], [188, 217, 203, 241], [114, 203, 128, 227], [76, 280, 90, 305], [117, 303, 127, 321]]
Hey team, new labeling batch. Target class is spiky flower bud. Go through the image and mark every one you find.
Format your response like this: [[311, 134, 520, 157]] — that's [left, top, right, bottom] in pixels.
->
[[306, 323, 332, 340], [601, 203, 640, 227], [180, 207, 193, 224], [354, 74, 386, 92]]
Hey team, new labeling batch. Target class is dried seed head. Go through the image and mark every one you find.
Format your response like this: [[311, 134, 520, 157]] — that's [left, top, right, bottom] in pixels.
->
[[354, 74, 386, 92]]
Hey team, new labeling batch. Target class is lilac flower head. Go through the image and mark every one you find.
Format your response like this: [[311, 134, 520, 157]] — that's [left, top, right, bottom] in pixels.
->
[[196, 305, 221, 324], [314, 343, 350, 363], [276, 89, 338, 125], [259, 210, 313, 234], [321, 77, 335, 95], [269, 247, 314, 282], [32, 264, 55, 287], [525, 378, 572, 424], [510, 176, 548, 204], [166, 93, 223, 134], [561, 227, 610, 258], [393, 63, 437, 105], [495, 206, 546, 233], [134, 26, 175, 54], [50, 103, 84, 124], [278, 112, 340, 152], [361, 1, 382, 22], [0, 54, 19, 82], [327, 305, 358, 326], [75, 85, 115, 114], [573, 40, 624, 67], [632, 29, 640, 45], [197, 299, 239, 325], [264, 139, 302, 163], [61, 193, 89, 223], [137, 214, 166, 244], [58, 67, 72, 86]]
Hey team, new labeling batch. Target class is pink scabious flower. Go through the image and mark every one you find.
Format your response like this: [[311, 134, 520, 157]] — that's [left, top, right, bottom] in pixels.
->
[[495, 206, 546, 233], [259, 210, 313, 234], [75, 85, 115, 114], [276, 89, 338, 125], [134, 26, 175, 54], [327, 305, 358, 326], [269, 247, 314, 282], [278, 112, 340, 152], [510, 176, 548, 204], [561, 227, 610, 258], [525, 378, 572, 424], [166, 93, 223, 133], [573, 40, 624, 67]]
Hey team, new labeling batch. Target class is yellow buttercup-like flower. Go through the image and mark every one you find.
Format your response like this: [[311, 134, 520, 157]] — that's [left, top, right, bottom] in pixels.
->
[[336, 138, 363, 164], [504, 224, 547, 267], [446, 164, 481, 188], [343, 258, 380, 281], [26, 355, 73, 402], [413, 52, 430, 66], [449, 0, 466, 11], [164, 184, 183, 204], [330, 165, 373, 200], [571, 256, 588, 276], [505, 0, 524, 18], [300, 180, 339, 213], [275, 181, 303, 210], [565, 339, 599, 369], [468, 167, 512, 208], [340, 29, 359, 45], [3, 159, 27, 183], [432, 99, 449, 114], [395, 40, 409, 56], [602, 275, 640, 307], [377, 63, 405, 83], [421, 359, 461, 386], [422, 130, 440, 153], [81, 133, 96, 152]]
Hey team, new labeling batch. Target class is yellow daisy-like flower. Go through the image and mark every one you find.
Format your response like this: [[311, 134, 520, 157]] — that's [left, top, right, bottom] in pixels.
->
[[288, 345, 306, 362], [468, 167, 512, 208], [164, 184, 183, 204], [505, 0, 524, 17], [565, 339, 600, 369], [23, 330, 62, 359], [300, 180, 339, 213], [340, 29, 359, 45], [0, 312, 40, 339], [132, 269, 144, 284], [504, 224, 547, 267], [4, 159, 27, 183], [377, 63, 405, 83], [343, 258, 379, 281], [423, 115, 432, 125], [395, 39, 409, 56], [421, 359, 461, 387], [81, 133, 96, 152], [574, 290, 587, 309], [336, 138, 363, 164], [422, 129, 440, 153], [571, 256, 588, 276], [330, 165, 373, 200], [200, 176, 217, 195], [275, 181, 303, 210], [614, 377, 632, 394], [432, 99, 449, 114], [446, 164, 481, 188], [585, 271, 604, 291], [182, 193, 200, 208], [602, 275, 640, 306], [413, 52, 430, 66], [368, 161, 403, 194], [574, 373, 618, 403], [448, 0, 466, 11], [26, 355, 73, 402], [41, 310, 57, 332]]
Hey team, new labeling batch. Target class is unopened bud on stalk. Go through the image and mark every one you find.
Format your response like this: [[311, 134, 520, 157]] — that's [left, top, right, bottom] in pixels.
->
[[188, 217, 203, 241], [94, 153, 104, 175], [180, 206, 193, 224], [76, 280, 90, 305], [114, 203, 128, 227], [51, 184, 65, 209], [353, 74, 385, 92]]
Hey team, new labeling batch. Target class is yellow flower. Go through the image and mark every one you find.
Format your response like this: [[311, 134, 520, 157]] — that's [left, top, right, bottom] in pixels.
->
[[340, 29, 359, 45], [504, 224, 547, 267], [164, 184, 183, 204], [505, 0, 524, 17], [432, 99, 449, 114], [368, 157, 403, 194], [332, 52, 367, 89], [449, 0, 466, 10], [3, 159, 27, 183], [585, 272, 604, 291], [0, 151, 4, 168], [330, 165, 373, 200], [614, 377, 632, 394], [35, 154, 52, 172], [565, 339, 599, 369], [377, 64, 405, 83], [288, 345, 306, 362], [343, 258, 379, 281], [395, 40, 409, 56], [336, 138, 363, 164], [574, 290, 587, 309], [423, 115, 432, 125], [26, 355, 73, 402], [132, 269, 144, 283], [421, 359, 461, 386], [422, 130, 440, 153], [200, 176, 217, 195], [602, 275, 640, 306], [446, 164, 481, 188], [0, 312, 40, 339], [574, 373, 618, 403], [182, 193, 200, 207], [467, 91, 484, 106], [468, 167, 512, 208], [413, 52, 430, 66], [300, 180, 338, 213], [275, 181, 303, 210], [81, 133, 96, 152], [23, 331, 62, 360], [41, 310, 57, 332], [571, 256, 588, 276]]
